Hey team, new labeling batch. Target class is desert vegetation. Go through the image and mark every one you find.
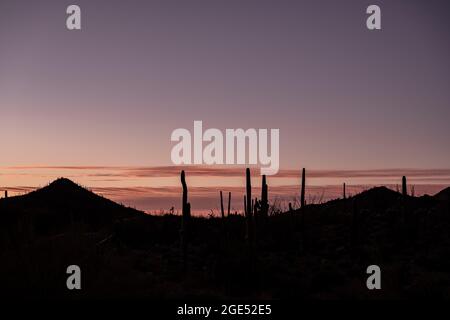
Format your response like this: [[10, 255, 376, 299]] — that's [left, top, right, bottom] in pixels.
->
[[0, 169, 450, 299]]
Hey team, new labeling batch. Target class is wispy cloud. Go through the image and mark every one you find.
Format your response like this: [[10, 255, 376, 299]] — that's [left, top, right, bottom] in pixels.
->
[[2, 165, 449, 214], [3, 165, 450, 180]]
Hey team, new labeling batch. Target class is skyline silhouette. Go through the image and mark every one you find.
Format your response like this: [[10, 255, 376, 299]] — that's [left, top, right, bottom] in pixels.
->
[[2, 165, 450, 213], [1, 170, 450, 299], [2, 0, 450, 305], [2, 1, 450, 215]]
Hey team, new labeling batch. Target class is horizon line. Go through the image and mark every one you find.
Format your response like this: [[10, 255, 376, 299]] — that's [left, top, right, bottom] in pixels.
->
[[2, 165, 450, 179]]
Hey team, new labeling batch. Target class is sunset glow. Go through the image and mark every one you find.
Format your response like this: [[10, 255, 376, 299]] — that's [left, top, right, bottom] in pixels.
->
[[2, 165, 449, 214]]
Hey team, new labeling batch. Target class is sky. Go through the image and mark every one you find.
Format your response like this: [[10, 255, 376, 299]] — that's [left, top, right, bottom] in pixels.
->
[[1, 0, 450, 213]]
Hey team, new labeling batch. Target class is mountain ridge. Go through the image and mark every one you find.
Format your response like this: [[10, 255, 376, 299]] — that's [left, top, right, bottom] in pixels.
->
[[0, 177, 144, 235]]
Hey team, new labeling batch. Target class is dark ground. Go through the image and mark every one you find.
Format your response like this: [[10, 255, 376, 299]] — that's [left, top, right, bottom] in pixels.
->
[[1, 178, 450, 299]]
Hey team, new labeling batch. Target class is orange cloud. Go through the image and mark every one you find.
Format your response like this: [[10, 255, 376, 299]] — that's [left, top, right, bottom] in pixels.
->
[[3, 165, 450, 180]]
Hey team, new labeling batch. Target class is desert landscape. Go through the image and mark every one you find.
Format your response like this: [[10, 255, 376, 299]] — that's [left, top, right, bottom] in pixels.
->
[[1, 168, 449, 300]]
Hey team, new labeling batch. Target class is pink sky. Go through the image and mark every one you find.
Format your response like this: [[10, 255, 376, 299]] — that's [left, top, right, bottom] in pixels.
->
[[1, 1, 450, 214], [1, 166, 449, 215]]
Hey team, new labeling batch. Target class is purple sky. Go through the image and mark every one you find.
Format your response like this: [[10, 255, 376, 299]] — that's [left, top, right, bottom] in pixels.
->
[[1, 0, 450, 212]]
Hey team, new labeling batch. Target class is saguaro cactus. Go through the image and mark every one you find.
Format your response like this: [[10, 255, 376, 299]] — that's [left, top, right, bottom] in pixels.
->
[[227, 192, 231, 217], [301, 168, 306, 208], [246, 168, 253, 243], [181, 171, 190, 218], [244, 195, 247, 216], [261, 175, 269, 217], [180, 170, 191, 268], [4, 190, 8, 198], [343, 183, 346, 200], [402, 176, 407, 197], [220, 191, 225, 219], [246, 169, 252, 217], [254, 197, 261, 217]]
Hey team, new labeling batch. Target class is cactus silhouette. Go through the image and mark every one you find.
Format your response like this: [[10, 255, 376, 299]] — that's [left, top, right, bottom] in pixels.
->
[[220, 191, 225, 219], [244, 195, 247, 217], [301, 168, 306, 208], [227, 192, 231, 217], [261, 175, 268, 217], [4, 190, 8, 198], [253, 197, 259, 243], [253, 197, 260, 217], [299, 168, 307, 251], [343, 183, 346, 200], [246, 169, 252, 216], [180, 170, 191, 269], [245, 168, 253, 243], [402, 176, 407, 197]]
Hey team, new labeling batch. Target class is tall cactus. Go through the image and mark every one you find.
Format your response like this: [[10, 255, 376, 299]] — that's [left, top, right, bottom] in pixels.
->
[[244, 195, 247, 217], [246, 168, 252, 218], [245, 168, 253, 243], [220, 191, 227, 236], [4, 190, 8, 198], [343, 183, 346, 200], [181, 170, 190, 219], [227, 192, 231, 217], [220, 190, 225, 219], [261, 175, 268, 217], [301, 168, 306, 208], [180, 170, 191, 269], [402, 176, 407, 197], [254, 197, 260, 217]]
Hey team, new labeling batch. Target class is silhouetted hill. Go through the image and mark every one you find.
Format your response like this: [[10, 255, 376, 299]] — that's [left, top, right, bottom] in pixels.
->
[[303, 186, 401, 214], [352, 186, 399, 201], [0, 178, 143, 235], [435, 187, 450, 201], [345, 186, 400, 211], [352, 186, 437, 211]]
